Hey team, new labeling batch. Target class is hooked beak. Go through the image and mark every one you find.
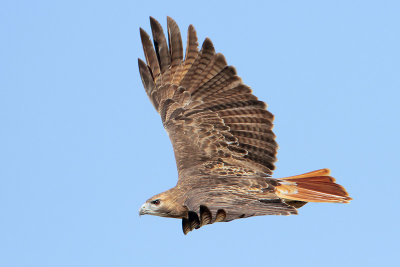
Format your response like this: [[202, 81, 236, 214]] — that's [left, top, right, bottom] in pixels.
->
[[139, 203, 148, 216]]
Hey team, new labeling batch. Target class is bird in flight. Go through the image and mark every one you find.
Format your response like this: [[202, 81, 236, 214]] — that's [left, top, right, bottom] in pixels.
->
[[138, 17, 351, 235]]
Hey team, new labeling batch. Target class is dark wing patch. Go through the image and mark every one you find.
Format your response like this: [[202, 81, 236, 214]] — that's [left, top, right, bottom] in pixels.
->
[[138, 17, 278, 177]]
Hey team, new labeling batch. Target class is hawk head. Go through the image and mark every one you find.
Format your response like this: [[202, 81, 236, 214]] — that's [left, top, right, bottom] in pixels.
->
[[139, 189, 187, 218]]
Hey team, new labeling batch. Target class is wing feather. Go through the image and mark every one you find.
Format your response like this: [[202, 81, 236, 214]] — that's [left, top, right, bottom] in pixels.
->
[[180, 38, 215, 91], [139, 28, 160, 79], [138, 17, 279, 177], [172, 25, 199, 85], [191, 67, 238, 100], [167, 17, 183, 76], [150, 16, 170, 73]]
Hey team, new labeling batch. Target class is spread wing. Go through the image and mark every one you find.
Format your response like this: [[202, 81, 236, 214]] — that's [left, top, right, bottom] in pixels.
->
[[138, 17, 278, 178]]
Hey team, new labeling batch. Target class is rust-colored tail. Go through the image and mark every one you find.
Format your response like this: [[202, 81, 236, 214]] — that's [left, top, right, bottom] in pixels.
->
[[275, 169, 352, 203]]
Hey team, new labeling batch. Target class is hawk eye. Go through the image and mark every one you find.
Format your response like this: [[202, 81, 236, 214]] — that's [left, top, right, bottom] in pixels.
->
[[151, 199, 160, 205]]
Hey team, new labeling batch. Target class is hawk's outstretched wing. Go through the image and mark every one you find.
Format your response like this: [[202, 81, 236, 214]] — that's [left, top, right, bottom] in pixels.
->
[[138, 17, 278, 179]]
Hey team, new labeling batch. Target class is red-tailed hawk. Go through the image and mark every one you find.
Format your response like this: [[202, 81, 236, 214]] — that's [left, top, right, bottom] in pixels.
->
[[138, 17, 351, 235]]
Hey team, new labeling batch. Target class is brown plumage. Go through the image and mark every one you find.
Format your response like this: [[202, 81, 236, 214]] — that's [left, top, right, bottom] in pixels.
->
[[138, 17, 352, 235]]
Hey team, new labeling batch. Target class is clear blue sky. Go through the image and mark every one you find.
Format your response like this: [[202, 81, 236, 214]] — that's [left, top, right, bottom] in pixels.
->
[[1, 1, 399, 266]]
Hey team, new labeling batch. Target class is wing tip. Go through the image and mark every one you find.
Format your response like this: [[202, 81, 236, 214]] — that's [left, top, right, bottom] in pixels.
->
[[167, 16, 175, 24], [149, 16, 161, 30], [215, 53, 228, 66], [203, 37, 213, 46], [139, 27, 151, 46], [201, 37, 215, 53], [138, 57, 147, 69], [139, 27, 147, 36], [167, 16, 180, 33]]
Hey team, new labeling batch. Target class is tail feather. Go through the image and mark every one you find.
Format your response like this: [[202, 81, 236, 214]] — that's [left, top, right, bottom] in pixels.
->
[[281, 168, 331, 179], [276, 169, 352, 204]]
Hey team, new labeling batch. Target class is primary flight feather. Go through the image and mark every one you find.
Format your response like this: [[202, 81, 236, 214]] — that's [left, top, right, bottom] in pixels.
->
[[138, 17, 351, 235]]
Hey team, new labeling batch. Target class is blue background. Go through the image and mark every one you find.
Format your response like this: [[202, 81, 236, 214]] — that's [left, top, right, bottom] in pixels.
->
[[1, 1, 399, 266]]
